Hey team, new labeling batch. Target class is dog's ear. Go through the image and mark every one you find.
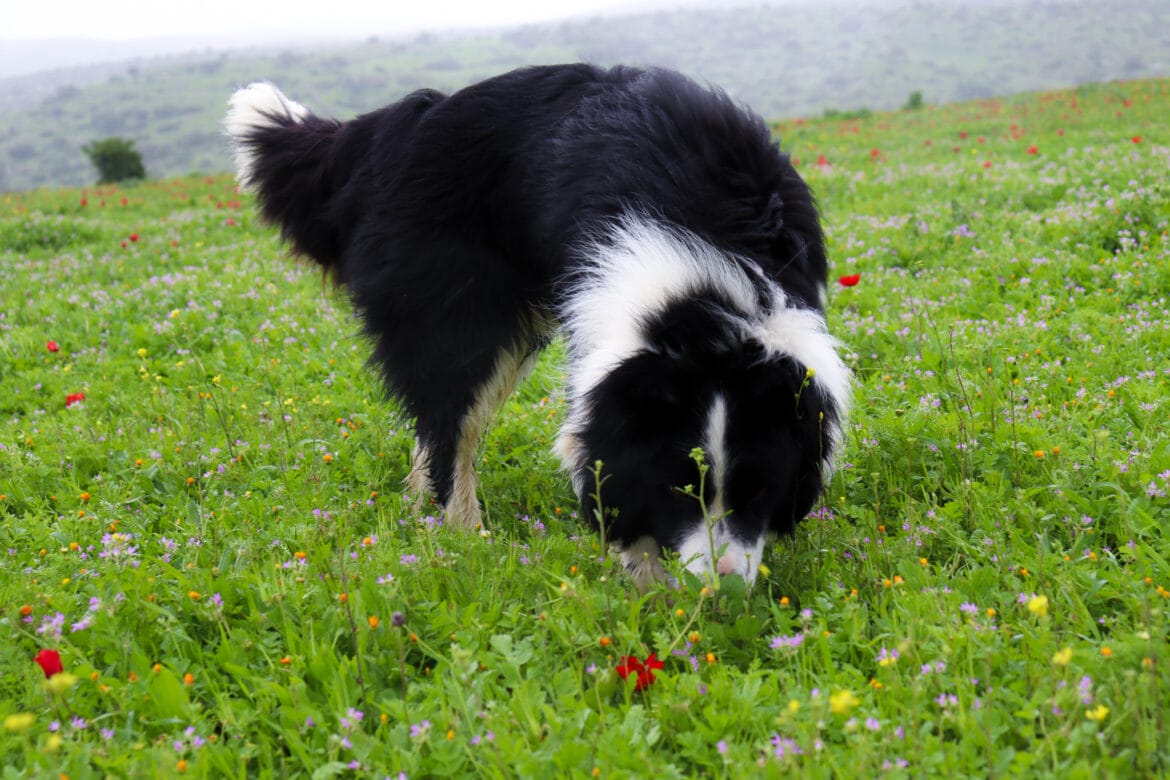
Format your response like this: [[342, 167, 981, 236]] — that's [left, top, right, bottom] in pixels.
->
[[644, 298, 744, 364]]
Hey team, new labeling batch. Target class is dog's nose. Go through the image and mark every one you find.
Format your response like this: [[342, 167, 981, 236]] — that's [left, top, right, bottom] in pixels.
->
[[715, 554, 737, 576]]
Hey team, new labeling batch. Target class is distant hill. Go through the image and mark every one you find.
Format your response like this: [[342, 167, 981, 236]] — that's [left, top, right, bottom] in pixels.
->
[[1, 0, 1167, 192]]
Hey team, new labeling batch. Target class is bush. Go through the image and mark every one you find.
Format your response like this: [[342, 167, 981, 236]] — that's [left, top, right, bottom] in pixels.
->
[[902, 90, 925, 110], [82, 137, 146, 183]]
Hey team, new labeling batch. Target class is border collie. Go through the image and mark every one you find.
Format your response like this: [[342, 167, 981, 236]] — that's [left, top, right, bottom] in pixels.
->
[[225, 64, 849, 589]]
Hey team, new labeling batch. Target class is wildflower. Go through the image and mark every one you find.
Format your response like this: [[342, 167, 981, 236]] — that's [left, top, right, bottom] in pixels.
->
[[770, 633, 804, 650], [34, 649, 63, 678], [36, 612, 65, 643], [44, 673, 78, 695], [4, 713, 35, 732], [65, 392, 86, 407], [368, 615, 380, 629], [46, 341, 59, 352], [829, 689, 859, 715], [1052, 647, 1073, 666], [99, 532, 140, 568], [1026, 594, 1049, 618], [770, 733, 804, 759], [876, 647, 899, 667], [616, 653, 664, 692], [1085, 705, 1109, 722], [838, 273, 861, 287], [1078, 675, 1093, 704]]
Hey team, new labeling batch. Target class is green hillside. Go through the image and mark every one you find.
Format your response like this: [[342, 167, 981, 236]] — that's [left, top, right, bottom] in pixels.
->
[[1, 0, 1168, 191], [1, 77, 1168, 776]]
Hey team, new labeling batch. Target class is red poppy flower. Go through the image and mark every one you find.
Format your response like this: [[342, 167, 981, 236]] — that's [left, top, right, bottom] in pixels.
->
[[816, 154, 830, 167], [1026, 145, 1039, 155], [65, 392, 86, 407], [1131, 136, 1142, 144], [34, 649, 63, 678], [616, 652, 664, 691], [46, 341, 59, 353], [838, 273, 861, 287], [129, 233, 139, 243]]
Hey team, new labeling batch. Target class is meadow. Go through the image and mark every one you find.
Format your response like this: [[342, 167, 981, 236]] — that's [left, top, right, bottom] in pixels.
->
[[1, 77, 1168, 778]]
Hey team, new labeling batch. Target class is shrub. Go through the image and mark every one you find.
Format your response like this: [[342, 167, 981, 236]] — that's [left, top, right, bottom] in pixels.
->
[[82, 137, 146, 183]]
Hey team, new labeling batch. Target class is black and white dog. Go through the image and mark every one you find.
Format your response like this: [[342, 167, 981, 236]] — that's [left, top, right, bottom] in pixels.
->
[[225, 64, 849, 588]]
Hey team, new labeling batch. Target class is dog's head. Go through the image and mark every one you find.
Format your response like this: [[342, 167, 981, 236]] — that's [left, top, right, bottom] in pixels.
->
[[558, 219, 849, 589]]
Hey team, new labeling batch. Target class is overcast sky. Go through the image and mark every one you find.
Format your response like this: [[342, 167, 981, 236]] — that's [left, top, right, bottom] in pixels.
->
[[6, 0, 658, 41]]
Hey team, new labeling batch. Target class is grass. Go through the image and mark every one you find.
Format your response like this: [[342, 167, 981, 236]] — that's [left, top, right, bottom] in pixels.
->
[[1, 77, 1168, 777]]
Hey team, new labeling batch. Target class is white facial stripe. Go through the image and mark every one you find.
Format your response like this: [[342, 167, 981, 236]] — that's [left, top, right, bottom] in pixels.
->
[[702, 394, 729, 514]]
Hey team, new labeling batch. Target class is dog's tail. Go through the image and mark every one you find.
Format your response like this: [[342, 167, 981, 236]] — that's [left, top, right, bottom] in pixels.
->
[[224, 83, 345, 269]]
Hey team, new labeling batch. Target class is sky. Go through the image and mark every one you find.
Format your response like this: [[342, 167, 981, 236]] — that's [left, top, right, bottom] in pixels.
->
[[5, 0, 654, 41]]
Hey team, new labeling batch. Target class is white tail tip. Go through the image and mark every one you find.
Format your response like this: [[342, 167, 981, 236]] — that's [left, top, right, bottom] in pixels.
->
[[224, 82, 311, 191]]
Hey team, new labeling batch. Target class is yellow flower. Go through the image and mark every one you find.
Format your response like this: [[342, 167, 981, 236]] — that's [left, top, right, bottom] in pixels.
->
[[45, 734, 64, 753], [1052, 647, 1073, 666], [1085, 705, 1109, 722], [829, 689, 860, 715], [44, 673, 78, 695], [3, 713, 35, 732], [1026, 594, 1049, 618]]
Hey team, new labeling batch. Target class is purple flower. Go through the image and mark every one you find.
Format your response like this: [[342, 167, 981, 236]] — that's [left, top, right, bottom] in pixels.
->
[[770, 734, 803, 759], [37, 612, 66, 643], [1078, 675, 1093, 704], [770, 633, 805, 650], [99, 532, 140, 568]]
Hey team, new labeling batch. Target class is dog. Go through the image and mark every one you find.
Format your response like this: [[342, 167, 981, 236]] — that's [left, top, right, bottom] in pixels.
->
[[225, 64, 849, 589]]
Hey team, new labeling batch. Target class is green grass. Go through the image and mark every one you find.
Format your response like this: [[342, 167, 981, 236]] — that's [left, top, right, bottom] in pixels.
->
[[1, 78, 1168, 778]]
